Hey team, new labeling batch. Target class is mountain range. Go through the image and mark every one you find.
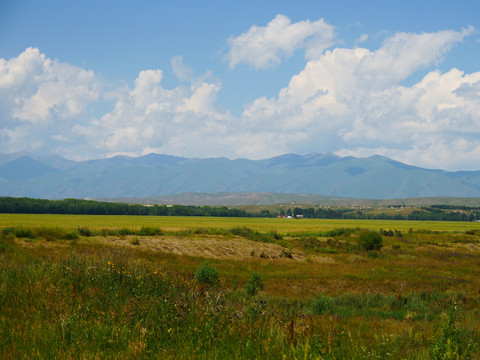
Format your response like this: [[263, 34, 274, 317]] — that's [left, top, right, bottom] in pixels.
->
[[1, 152, 480, 200]]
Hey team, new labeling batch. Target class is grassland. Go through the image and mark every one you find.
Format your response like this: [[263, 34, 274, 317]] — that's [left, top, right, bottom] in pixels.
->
[[1, 214, 480, 359], [2, 213, 480, 232]]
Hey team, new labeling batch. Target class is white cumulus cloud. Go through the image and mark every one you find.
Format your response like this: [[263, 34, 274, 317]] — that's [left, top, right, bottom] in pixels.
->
[[82, 68, 233, 159], [223, 14, 335, 69], [1, 23, 479, 172], [0, 47, 101, 156], [238, 27, 480, 170]]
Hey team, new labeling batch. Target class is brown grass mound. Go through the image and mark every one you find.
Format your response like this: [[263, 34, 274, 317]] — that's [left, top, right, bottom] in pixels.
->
[[108, 235, 334, 263]]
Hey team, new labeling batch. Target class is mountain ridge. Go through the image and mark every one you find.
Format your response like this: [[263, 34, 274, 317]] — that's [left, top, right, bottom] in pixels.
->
[[0, 151, 479, 200]]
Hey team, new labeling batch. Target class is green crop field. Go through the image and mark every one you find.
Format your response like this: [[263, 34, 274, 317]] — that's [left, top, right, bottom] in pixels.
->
[[1, 214, 480, 359], [1, 213, 480, 233]]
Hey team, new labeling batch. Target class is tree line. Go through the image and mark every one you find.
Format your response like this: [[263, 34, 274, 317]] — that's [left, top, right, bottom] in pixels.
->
[[0, 197, 247, 217], [287, 206, 480, 222], [1, 197, 479, 221]]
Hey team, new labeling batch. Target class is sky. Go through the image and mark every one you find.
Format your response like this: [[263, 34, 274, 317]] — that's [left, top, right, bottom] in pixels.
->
[[1, 0, 480, 171]]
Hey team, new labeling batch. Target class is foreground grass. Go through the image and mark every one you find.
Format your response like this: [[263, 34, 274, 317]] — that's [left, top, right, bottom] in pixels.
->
[[1, 218, 480, 359]]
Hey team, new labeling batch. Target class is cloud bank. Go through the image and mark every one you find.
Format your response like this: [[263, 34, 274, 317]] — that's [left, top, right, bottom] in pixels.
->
[[0, 16, 479, 171]]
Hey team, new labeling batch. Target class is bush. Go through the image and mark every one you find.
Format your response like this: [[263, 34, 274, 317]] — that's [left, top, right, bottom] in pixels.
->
[[281, 248, 293, 258], [138, 226, 163, 236], [37, 227, 79, 241], [229, 227, 278, 243], [310, 293, 333, 315], [195, 261, 219, 286], [77, 226, 93, 237], [14, 227, 36, 239], [246, 272, 264, 296], [358, 231, 383, 251], [299, 237, 322, 249], [267, 230, 283, 240], [129, 237, 140, 246], [119, 228, 135, 236], [0, 234, 15, 253], [431, 303, 475, 360], [230, 226, 254, 238]]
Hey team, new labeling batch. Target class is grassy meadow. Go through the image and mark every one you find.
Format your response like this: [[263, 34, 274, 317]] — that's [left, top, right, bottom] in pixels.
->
[[1, 214, 480, 359], [2, 213, 480, 232]]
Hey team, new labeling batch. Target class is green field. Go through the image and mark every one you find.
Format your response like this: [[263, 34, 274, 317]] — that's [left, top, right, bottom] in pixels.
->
[[2, 213, 480, 232], [1, 214, 480, 359]]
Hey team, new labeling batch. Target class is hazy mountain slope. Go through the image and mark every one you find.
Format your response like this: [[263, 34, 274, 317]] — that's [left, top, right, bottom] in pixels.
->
[[0, 156, 59, 180], [0, 152, 480, 199]]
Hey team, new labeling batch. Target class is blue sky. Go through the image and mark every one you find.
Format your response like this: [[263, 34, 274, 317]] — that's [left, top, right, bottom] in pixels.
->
[[1, 0, 480, 170]]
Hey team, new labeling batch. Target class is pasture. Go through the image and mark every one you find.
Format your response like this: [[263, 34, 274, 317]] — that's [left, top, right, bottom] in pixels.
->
[[2, 213, 480, 232], [1, 214, 480, 359]]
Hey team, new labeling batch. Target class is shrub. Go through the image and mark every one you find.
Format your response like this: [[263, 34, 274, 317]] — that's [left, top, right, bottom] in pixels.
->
[[281, 248, 293, 259], [138, 226, 163, 236], [246, 272, 264, 296], [229, 227, 277, 243], [101, 228, 117, 236], [322, 227, 359, 237], [230, 226, 254, 238], [267, 230, 283, 240], [0, 235, 15, 253], [129, 237, 140, 246], [36, 227, 79, 241], [358, 231, 383, 251], [431, 303, 475, 360], [310, 293, 333, 315], [77, 227, 93, 237], [119, 228, 135, 236], [299, 237, 322, 249], [195, 261, 219, 286], [14, 227, 36, 239]]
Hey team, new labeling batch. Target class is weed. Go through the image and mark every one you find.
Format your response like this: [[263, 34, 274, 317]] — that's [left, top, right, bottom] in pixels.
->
[[14, 227, 36, 239], [229, 226, 277, 243], [281, 248, 293, 259], [0, 235, 15, 252], [119, 228, 136, 236], [298, 237, 321, 249], [246, 272, 264, 296], [130, 237, 140, 246], [194, 261, 219, 286], [322, 227, 359, 237], [267, 230, 283, 240], [310, 293, 333, 315], [138, 226, 163, 236], [230, 226, 254, 238], [76, 226, 93, 237], [431, 303, 476, 359]]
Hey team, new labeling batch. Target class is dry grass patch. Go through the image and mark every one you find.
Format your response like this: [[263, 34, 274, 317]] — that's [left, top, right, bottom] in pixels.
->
[[99, 234, 333, 262]]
